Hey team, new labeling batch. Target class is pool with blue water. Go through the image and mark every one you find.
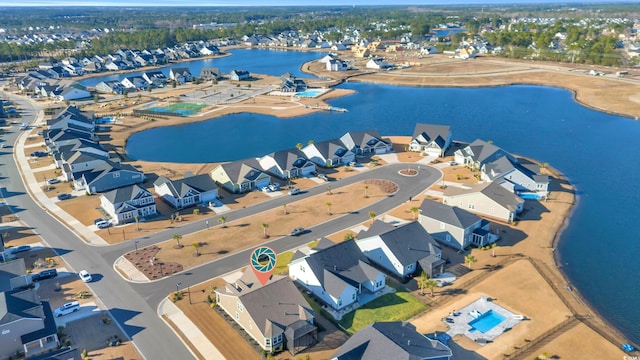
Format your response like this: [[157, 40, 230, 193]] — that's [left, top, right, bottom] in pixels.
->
[[468, 310, 506, 334]]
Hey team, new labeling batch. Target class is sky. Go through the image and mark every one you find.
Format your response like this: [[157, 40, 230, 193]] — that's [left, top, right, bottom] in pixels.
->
[[4, 0, 635, 6]]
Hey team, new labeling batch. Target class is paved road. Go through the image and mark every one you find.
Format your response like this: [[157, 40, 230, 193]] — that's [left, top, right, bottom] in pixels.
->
[[3, 92, 441, 359]]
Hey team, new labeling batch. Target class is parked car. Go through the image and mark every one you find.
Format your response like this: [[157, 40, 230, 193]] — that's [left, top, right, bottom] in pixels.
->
[[94, 218, 106, 225], [30, 151, 47, 157], [261, 186, 271, 193], [78, 270, 92, 283], [290, 227, 305, 236], [54, 301, 80, 317], [0, 144, 7, 148], [268, 183, 280, 191], [10, 245, 31, 254], [96, 220, 111, 229], [47, 178, 60, 185], [57, 193, 72, 201], [288, 187, 301, 195], [32, 269, 58, 282], [318, 174, 328, 181]]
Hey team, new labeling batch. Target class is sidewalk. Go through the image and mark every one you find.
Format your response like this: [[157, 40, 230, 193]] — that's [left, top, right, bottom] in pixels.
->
[[157, 299, 226, 360]]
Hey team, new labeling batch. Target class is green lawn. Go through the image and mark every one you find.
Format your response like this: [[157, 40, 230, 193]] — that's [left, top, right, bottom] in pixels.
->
[[273, 251, 294, 275], [166, 102, 206, 111], [338, 291, 427, 334]]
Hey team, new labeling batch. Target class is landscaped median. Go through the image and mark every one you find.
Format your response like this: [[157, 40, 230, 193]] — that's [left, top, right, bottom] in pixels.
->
[[116, 179, 398, 280]]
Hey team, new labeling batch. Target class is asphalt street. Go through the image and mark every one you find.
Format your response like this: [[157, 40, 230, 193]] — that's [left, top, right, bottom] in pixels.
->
[[2, 92, 441, 359]]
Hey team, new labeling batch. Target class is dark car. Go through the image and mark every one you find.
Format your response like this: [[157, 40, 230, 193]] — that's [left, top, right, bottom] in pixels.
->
[[32, 269, 58, 281], [57, 193, 72, 201], [290, 227, 306, 236]]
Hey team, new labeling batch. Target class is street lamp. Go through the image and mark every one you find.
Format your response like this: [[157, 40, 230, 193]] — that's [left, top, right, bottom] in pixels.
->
[[205, 220, 209, 230], [134, 240, 140, 253], [176, 282, 182, 295], [187, 285, 192, 305]]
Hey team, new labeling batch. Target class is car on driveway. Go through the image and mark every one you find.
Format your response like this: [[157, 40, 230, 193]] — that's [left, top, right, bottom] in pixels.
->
[[78, 270, 92, 283], [261, 186, 271, 193], [318, 174, 328, 181], [57, 193, 72, 201], [290, 227, 306, 236], [268, 183, 280, 191], [32, 269, 58, 282], [10, 245, 31, 254], [47, 178, 60, 185], [54, 301, 80, 317], [95, 220, 111, 229]]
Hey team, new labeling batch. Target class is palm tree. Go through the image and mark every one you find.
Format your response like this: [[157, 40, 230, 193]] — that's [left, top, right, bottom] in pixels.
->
[[283, 203, 288, 215], [417, 272, 428, 295], [326, 185, 332, 195], [368, 211, 376, 225], [296, 143, 303, 150], [410, 207, 420, 220], [491, 243, 499, 257], [134, 215, 140, 231], [344, 232, 354, 241], [326, 202, 332, 215], [364, 185, 369, 198], [425, 277, 438, 297], [217, 216, 227, 228], [261, 223, 269, 238], [465, 254, 477, 269], [173, 234, 183, 248], [192, 242, 200, 256]]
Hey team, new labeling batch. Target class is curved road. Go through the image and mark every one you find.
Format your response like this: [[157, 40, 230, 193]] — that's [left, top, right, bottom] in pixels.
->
[[3, 91, 441, 359]]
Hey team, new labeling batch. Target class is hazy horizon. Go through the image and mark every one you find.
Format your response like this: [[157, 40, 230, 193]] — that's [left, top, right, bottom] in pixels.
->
[[3, 0, 636, 7]]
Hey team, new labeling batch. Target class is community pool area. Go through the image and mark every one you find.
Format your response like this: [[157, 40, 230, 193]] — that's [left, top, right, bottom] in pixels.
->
[[140, 102, 207, 117], [518, 192, 544, 200], [444, 296, 524, 344], [295, 89, 328, 98]]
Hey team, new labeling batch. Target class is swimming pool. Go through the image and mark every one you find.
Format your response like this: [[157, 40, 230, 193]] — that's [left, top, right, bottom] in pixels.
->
[[468, 310, 506, 334], [296, 89, 325, 98], [518, 192, 543, 200]]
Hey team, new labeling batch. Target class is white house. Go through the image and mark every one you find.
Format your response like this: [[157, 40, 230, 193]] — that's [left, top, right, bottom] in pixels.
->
[[55, 87, 91, 102], [289, 239, 386, 311], [454, 139, 516, 171], [154, 174, 218, 209], [365, 58, 392, 69], [100, 184, 157, 224], [339, 130, 392, 155], [443, 181, 524, 223], [210, 159, 271, 193], [258, 149, 316, 180], [481, 156, 549, 197], [409, 123, 452, 157], [301, 140, 355, 168]]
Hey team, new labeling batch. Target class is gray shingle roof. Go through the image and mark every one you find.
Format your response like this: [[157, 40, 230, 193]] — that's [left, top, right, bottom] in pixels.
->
[[420, 199, 481, 229], [412, 123, 450, 142], [218, 159, 266, 183], [444, 181, 524, 212], [332, 322, 452, 360], [460, 139, 514, 165], [154, 174, 217, 198], [102, 184, 150, 205], [358, 221, 442, 266]]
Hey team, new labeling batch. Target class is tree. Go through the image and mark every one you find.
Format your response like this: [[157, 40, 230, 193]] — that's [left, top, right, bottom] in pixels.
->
[[261, 223, 269, 238], [193, 208, 200, 216], [173, 234, 183, 248], [296, 143, 303, 150], [134, 215, 140, 231], [425, 277, 438, 297], [364, 185, 369, 198], [344, 232, 354, 241], [465, 254, 477, 269], [326, 201, 332, 215], [326, 185, 332, 195], [283, 203, 288, 215], [192, 242, 200, 256], [369, 211, 376, 224], [491, 243, 499, 257], [218, 215, 227, 228], [410, 207, 420, 220], [417, 272, 428, 295]]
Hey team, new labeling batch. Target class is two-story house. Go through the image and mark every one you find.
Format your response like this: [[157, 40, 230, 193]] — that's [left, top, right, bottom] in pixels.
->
[[154, 174, 218, 209], [409, 123, 452, 157], [99, 184, 157, 225]]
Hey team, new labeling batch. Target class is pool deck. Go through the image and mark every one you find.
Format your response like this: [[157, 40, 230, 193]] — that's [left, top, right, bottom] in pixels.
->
[[444, 296, 524, 344]]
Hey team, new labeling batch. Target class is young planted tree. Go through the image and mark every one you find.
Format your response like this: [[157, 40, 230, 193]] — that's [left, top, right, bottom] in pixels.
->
[[193, 208, 200, 216], [425, 277, 438, 297], [491, 243, 499, 257], [417, 272, 428, 295], [283, 203, 288, 215], [134, 215, 140, 231], [261, 223, 269, 238], [218, 215, 227, 228], [368, 211, 376, 225], [192, 242, 200, 256], [326, 185, 332, 195], [465, 254, 477, 269], [344, 232, 355, 241], [173, 234, 183, 248], [410, 206, 420, 220], [326, 202, 332, 215], [364, 185, 369, 198]]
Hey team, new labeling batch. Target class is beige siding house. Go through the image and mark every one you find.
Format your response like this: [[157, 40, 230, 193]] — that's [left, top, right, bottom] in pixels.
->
[[443, 182, 524, 223]]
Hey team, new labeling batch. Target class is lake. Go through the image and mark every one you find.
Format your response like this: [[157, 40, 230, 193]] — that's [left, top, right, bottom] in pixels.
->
[[125, 51, 640, 345]]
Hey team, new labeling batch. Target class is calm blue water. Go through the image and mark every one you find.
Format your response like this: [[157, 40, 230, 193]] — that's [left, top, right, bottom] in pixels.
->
[[125, 55, 640, 345], [519, 193, 543, 200], [78, 49, 321, 87], [434, 28, 467, 37], [469, 310, 506, 334]]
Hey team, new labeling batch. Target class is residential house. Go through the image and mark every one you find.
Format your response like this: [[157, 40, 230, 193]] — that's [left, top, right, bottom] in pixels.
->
[[331, 322, 452, 360], [142, 70, 167, 87], [356, 221, 445, 278], [443, 181, 524, 223], [229, 70, 250, 81], [55, 87, 91, 102], [280, 73, 307, 93], [454, 139, 516, 171], [288, 239, 386, 311], [52, 139, 109, 171], [481, 156, 549, 197], [73, 160, 145, 194], [419, 199, 497, 250], [302, 140, 355, 168], [95, 80, 125, 95], [121, 76, 149, 90], [326, 59, 349, 71], [153, 173, 219, 209], [46, 106, 95, 132], [100, 184, 157, 225], [61, 151, 111, 181], [366, 57, 393, 69], [216, 271, 317, 355], [169, 68, 192, 84], [200, 68, 222, 81], [0, 260, 59, 359], [409, 123, 452, 157], [45, 127, 98, 151], [339, 130, 392, 155], [198, 45, 219, 56], [258, 149, 316, 180], [211, 159, 271, 193]]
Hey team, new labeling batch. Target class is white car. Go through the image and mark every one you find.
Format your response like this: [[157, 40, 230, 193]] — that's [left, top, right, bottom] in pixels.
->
[[261, 186, 271, 193], [54, 301, 80, 317], [78, 270, 92, 283], [269, 183, 280, 191], [288, 187, 301, 195]]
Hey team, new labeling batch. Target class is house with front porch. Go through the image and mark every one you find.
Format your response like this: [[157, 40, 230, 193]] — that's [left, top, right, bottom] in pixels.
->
[[356, 221, 445, 278], [100, 184, 157, 225], [289, 239, 386, 312], [61, 151, 111, 181], [46, 106, 95, 132], [418, 199, 497, 250], [454, 139, 516, 171], [169, 68, 192, 84], [121, 76, 149, 90], [443, 181, 524, 223], [481, 156, 549, 197], [229, 69, 250, 81], [95, 80, 125, 95], [200, 68, 222, 81], [301, 140, 355, 168], [339, 130, 392, 156], [211, 159, 271, 193], [142, 70, 167, 87], [73, 160, 145, 194], [258, 148, 316, 180], [154, 174, 218, 209], [409, 123, 452, 157], [216, 270, 317, 355], [331, 322, 452, 360]]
